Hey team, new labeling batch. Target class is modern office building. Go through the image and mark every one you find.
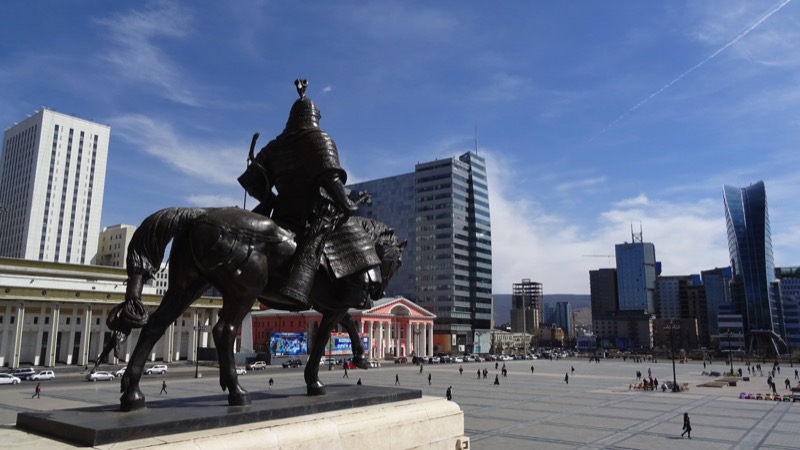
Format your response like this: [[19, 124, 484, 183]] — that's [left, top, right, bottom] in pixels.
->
[[554, 301, 574, 339], [775, 266, 800, 350], [349, 151, 492, 354], [615, 231, 658, 313], [723, 181, 782, 354], [701, 267, 733, 337], [510, 278, 542, 335], [0, 108, 109, 264], [589, 268, 618, 319]]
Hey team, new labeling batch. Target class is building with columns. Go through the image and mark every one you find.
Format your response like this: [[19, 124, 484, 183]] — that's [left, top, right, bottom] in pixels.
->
[[247, 297, 436, 360], [0, 257, 226, 368]]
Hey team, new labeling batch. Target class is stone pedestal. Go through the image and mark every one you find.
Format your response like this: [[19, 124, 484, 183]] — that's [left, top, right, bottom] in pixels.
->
[[16, 385, 468, 449]]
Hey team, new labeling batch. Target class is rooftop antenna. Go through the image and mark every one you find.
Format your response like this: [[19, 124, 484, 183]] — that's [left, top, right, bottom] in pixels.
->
[[474, 124, 479, 154], [631, 223, 643, 243]]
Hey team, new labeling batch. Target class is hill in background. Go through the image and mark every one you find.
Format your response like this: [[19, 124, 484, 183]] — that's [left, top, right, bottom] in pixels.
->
[[492, 294, 591, 326]]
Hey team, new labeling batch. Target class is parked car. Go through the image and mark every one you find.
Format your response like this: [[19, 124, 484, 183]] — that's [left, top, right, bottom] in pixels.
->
[[0, 374, 21, 385], [30, 370, 55, 381], [144, 364, 168, 375], [87, 371, 115, 382], [453, 356, 464, 363], [114, 367, 127, 377], [282, 359, 303, 368], [394, 357, 407, 364], [235, 367, 247, 375], [368, 359, 381, 368], [246, 361, 268, 370], [429, 356, 441, 364], [11, 367, 36, 381]]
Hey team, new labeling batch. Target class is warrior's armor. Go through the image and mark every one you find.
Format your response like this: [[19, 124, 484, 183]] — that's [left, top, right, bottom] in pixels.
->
[[239, 80, 381, 309]]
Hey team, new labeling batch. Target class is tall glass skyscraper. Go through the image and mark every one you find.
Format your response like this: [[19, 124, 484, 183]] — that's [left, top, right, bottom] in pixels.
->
[[615, 239, 657, 313], [723, 181, 781, 353], [349, 151, 492, 353]]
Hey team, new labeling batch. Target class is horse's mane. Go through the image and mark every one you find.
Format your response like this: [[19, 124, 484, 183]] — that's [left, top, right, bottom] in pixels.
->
[[354, 216, 400, 248]]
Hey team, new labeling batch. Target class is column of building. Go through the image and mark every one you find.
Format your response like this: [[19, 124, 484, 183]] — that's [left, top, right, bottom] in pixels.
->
[[11, 302, 26, 368], [45, 304, 60, 367]]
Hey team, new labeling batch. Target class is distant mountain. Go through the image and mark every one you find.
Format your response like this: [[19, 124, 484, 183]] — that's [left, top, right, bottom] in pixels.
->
[[492, 294, 591, 326]]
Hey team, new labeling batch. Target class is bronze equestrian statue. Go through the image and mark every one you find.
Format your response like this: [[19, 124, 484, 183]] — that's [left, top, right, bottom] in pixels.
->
[[98, 81, 406, 411]]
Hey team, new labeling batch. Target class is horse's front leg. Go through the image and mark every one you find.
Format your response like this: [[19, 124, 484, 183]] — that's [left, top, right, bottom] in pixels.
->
[[305, 310, 345, 395], [340, 313, 368, 369]]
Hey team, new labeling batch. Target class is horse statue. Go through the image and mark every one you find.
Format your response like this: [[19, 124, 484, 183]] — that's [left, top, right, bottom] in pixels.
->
[[98, 205, 405, 411]]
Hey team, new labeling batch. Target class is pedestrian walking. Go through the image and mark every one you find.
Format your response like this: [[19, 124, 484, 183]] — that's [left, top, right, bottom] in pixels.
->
[[269, 378, 274, 389], [428, 373, 432, 385], [477, 369, 481, 380], [795, 369, 798, 380], [357, 378, 362, 385], [160, 380, 167, 395], [703, 361, 706, 369], [565, 373, 569, 384], [495, 362, 498, 370], [459, 365, 463, 376], [785, 378, 791, 390], [419, 365, 423, 373], [32, 383, 41, 399], [571, 366, 575, 375], [483, 368, 488, 379], [681, 413, 692, 439], [446, 386, 452, 401], [531, 365, 534, 373], [395, 374, 400, 385], [494, 374, 500, 385]]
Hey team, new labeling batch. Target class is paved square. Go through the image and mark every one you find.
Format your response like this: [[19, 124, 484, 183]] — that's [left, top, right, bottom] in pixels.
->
[[1, 357, 798, 449]]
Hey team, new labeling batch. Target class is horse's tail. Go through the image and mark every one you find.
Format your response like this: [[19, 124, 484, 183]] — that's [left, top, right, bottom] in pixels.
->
[[108, 207, 208, 332]]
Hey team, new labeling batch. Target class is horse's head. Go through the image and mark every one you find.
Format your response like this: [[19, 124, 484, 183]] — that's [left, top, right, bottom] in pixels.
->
[[376, 232, 406, 289]]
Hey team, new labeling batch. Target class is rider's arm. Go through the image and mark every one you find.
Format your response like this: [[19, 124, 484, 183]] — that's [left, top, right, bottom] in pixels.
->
[[319, 171, 358, 217]]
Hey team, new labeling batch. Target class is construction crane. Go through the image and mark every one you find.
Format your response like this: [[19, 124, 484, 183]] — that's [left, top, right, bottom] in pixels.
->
[[583, 254, 615, 265]]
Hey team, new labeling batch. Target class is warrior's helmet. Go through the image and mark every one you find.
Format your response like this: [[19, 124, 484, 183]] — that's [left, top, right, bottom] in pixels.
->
[[285, 79, 321, 130]]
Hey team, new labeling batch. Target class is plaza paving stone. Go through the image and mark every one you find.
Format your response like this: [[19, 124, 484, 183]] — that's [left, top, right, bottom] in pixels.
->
[[0, 357, 798, 448]]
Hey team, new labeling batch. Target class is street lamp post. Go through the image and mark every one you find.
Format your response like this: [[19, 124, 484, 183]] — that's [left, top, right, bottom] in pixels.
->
[[725, 330, 734, 376], [665, 319, 681, 392], [194, 325, 206, 378]]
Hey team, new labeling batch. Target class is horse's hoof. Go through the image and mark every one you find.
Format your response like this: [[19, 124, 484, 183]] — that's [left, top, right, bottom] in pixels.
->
[[352, 357, 369, 370], [120, 392, 146, 412], [307, 381, 326, 396], [228, 391, 251, 406]]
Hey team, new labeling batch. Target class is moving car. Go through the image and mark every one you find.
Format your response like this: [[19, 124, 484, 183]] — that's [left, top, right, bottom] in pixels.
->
[[0, 374, 21, 385], [87, 371, 115, 382], [235, 367, 247, 375], [246, 361, 267, 370], [11, 368, 36, 381], [30, 370, 55, 381], [282, 359, 303, 368], [145, 364, 168, 375], [114, 367, 127, 377]]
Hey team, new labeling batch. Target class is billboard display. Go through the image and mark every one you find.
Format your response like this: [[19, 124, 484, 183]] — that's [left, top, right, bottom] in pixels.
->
[[325, 332, 369, 356], [270, 332, 308, 356]]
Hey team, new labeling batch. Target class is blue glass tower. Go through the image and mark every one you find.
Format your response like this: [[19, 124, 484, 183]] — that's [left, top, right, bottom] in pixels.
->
[[723, 181, 781, 353]]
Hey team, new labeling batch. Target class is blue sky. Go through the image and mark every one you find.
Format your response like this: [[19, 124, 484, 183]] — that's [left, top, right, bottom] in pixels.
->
[[2, 1, 799, 294]]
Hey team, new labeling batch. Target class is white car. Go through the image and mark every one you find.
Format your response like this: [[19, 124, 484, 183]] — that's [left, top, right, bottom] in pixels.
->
[[114, 367, 127, 377], [235, 367, 246, 375], [87, 371, 115, 382], [453, 356, 464, 363], [30, 370, 55, 381], [246, 361, 267, 370], [145, 364, 168, 375], [0, 374, 21, 385]]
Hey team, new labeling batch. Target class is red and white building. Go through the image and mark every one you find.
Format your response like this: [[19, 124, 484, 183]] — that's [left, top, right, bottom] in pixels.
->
[[244, 297, 436, 360]]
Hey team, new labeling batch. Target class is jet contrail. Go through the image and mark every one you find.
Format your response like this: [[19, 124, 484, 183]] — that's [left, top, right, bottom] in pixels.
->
[[591, 0, 793, 140]]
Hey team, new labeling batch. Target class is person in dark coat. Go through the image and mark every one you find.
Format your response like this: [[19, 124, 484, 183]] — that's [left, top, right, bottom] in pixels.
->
[[446, 386, 452, 401], [681, 413, 692, 439]]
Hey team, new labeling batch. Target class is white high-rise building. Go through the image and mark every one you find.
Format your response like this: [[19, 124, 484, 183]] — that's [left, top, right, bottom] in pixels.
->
[[0, 108, 109, 264]]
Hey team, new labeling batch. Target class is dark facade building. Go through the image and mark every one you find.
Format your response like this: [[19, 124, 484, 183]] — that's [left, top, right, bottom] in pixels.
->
[[511, 278, 542, 335], [348, 151, 492, 354]]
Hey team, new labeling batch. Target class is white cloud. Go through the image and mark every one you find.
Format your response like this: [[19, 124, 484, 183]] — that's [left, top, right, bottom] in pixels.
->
[[555, 176, 607, 193], [110, 114, 244, 186], [484, 151, 729, 294], [94, 2, 200, 106]]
